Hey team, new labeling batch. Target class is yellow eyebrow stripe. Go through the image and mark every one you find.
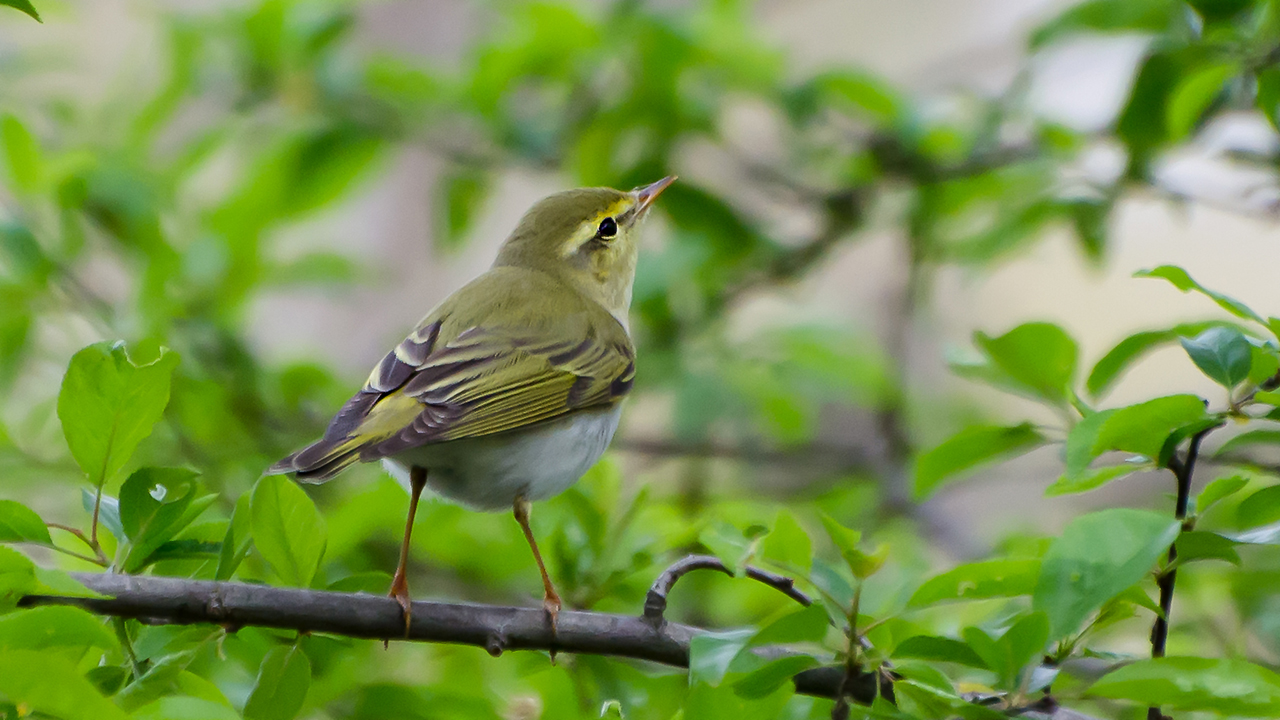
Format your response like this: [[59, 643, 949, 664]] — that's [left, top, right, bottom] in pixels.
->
[[559, 198, 633, 256]]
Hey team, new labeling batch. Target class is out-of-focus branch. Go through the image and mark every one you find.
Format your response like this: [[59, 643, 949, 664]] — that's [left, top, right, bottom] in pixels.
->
[[615, 437, 873, 472]]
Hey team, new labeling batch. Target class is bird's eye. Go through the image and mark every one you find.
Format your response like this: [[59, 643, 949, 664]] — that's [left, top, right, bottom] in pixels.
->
[[596, 217, 617, 240]]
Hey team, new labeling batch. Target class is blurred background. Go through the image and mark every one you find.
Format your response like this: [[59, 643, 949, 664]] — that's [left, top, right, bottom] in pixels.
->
[[4, 0, 1280, 715]]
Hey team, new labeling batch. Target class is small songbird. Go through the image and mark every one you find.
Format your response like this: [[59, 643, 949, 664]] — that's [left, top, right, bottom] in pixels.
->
[[267, 177, 675, 632]]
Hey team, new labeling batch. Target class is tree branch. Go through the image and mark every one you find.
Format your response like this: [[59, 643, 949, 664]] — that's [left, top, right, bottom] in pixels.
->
[[19, 572, 1102, 718], [1148, 425, 1216, 720], [643, 554, 812, 626]]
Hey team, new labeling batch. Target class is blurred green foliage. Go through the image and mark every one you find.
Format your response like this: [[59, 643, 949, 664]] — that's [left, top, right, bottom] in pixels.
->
[[4, 0, 1280, 718]]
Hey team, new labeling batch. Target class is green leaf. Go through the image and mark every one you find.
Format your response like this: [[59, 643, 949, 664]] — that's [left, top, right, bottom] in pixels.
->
[[1, 115, 42, 190], [438, 167, 490, 251], [1088, 657, 1280, 716], [1249, 344, 1280, 386], [1063, 409, 1115, 478], [748, 604, 829, 647], [893, 635, 988, 669], [0, 606, 117, 650], [962, 614, 1050, 690], [818, 513, 886, 579], [1237, 485, 1280, 529], [1215, 429, 1280, 458], [1179, 326, 1252, 389], [119, 467, 208, 573], [116, 652, 197, 712], [689, 628, 755, 686], [1166, 62, 1236, 140], [698, 522, 755, 576], [1046, 465, 1139, 497], [81, 489, 123, 541], [1136, 266, 1264, 325], [57, 342, 179, 487], [0, 546, 36, 612], [1086, 322, 1231, 398], [1030, 0, 1177, 47], [1092, 395, 1208, 461], [0, 649, 126, 720], [732, 655, 818, 699], [971, 323, 1079, 405], [1033, 508, 1180, 639], [132, 697, 241, 720], [249, 475, 327, 587], [215, 493, 252, 581], [1226, 520, 1280, 544], [914, 424, 1045, 498], [1196, 474, 1248, 515], [243, 645, 311, 720], [0, 0, 40, 21], [1173, 531, 1239, 566], [760, 510, 811, 572], [0, 500, 51, 546], [1255, 389, 1280, 405], [908, 558, 1040, 607]]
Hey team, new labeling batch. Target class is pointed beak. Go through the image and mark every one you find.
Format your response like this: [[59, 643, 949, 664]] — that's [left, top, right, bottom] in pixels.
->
[[632, 176, 677, 213]]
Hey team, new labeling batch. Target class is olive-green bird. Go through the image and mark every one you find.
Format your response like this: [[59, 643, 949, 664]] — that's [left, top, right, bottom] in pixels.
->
[[268, 177, 675, 632]]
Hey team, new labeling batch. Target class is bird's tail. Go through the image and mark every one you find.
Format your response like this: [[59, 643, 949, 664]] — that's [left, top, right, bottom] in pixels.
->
[[266, 437, 362, 484]]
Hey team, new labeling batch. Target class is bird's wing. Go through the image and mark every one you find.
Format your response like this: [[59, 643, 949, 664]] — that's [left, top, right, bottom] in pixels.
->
[[268, 274, 634, 481]]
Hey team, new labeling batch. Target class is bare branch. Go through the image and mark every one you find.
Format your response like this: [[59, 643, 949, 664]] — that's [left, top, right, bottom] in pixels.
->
[[643, 554, 811, 627], [19, 573, 1102, 719]]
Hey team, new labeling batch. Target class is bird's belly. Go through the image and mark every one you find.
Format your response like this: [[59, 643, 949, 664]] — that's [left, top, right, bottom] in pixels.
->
[[382, 404, 623, 511]]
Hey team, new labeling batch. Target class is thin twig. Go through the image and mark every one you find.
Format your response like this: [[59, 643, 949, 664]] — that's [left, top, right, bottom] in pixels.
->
[[1148, 425, 1217, 720], [47, 523, 109, 565], [643, 554, 811, 627]]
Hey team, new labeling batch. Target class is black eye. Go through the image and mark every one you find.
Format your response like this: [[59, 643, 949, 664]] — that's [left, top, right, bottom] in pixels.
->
[[596, 217, 617, 240]]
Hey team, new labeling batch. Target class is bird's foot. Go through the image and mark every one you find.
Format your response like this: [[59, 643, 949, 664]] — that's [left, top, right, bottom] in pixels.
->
[[386, 572, 412, 647], [543, 591, 561, 664]]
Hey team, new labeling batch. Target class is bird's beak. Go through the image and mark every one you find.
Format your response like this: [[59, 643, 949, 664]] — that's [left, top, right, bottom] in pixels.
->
[[632, 176, 677, 213]]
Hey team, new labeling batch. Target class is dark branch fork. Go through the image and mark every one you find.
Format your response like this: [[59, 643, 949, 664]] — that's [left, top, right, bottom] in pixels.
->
[[19, 558, 1099, 719]]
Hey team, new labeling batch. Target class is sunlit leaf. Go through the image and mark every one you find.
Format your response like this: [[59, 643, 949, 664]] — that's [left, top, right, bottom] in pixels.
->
[[0, 606, 117, 651], [250, 476, 327, 588], [1091, 395, 1208, 461], [57, 342, 179, 487], [0, 500, 51, 546], [0, 649, 125, 720]]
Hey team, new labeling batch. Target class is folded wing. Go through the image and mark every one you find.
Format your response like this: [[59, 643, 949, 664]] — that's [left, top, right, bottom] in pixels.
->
[[267, 294, 634, 482]]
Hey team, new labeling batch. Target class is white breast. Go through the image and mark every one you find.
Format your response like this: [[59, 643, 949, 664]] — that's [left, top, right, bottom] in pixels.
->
[[382, 404, 623, 511]]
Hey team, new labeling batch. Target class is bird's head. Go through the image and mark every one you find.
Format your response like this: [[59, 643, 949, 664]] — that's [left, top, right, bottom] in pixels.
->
[[494, 177, 676, 322]]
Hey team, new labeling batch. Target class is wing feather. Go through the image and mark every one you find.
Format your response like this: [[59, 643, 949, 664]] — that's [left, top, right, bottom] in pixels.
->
[[268, 270, 634, 481]]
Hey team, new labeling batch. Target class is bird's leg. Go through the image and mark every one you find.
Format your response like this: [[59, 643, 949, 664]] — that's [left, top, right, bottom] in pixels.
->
[[388, 466, 428, 642], [513, 496, 562, 634]]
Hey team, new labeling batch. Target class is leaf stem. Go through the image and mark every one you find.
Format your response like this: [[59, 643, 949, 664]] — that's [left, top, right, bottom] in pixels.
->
[[47, 523, 109, 565], [1147, 425, 1214, 720]]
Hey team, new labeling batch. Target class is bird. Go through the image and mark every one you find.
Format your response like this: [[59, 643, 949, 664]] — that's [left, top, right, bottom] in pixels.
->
[[267, 176, 675, 635]]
